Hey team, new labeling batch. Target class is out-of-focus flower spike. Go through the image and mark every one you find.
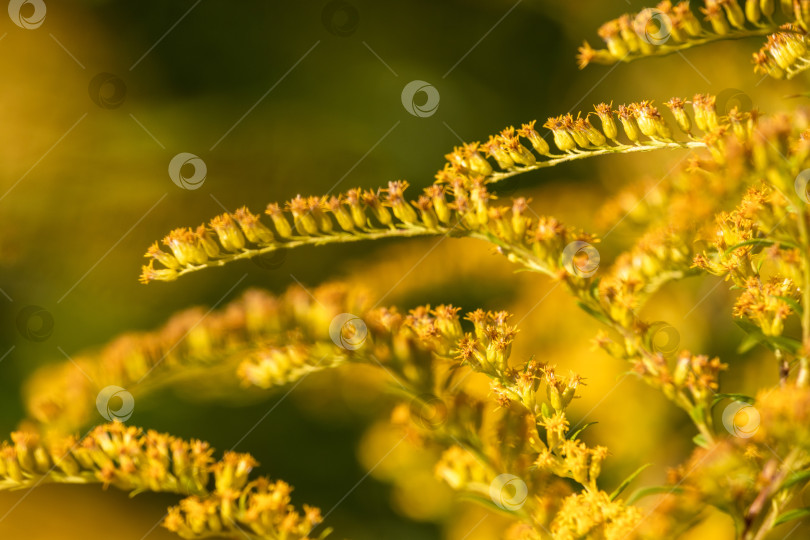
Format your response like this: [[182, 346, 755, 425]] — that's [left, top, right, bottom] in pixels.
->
[[745, 0, 762, 23], [719, 0, 747, 29], [701, 2, 732, 35], [512, 197, 531, 238]]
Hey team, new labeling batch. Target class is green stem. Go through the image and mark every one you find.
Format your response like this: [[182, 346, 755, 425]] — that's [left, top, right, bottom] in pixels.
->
[[795, 199, 810, 387]]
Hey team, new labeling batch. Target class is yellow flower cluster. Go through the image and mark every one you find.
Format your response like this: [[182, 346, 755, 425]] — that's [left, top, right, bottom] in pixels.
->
[[141, 94, 751, 286], [579, 1, 810, 78], [0, 423, 326, 540]]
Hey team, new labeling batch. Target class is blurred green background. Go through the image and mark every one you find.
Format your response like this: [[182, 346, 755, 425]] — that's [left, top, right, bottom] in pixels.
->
[[1, 1, 808, 538]]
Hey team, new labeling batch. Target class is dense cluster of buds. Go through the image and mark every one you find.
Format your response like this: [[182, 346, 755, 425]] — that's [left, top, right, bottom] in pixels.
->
[[440, 95, 750, 188], [142, 94, 753, 286], [0, 423, 213, 494], [0, 423, 326, 540], [753, 23, 810, 78], [141, 177, 594, 284], [733, 277, 799, 336], [165, 456, 326, 540], [548, 490, 642, 540], [579, 1, 808, 78]]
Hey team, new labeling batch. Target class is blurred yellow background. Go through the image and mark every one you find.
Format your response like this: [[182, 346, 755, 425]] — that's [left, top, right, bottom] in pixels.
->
[[1, 1, 807, 538]]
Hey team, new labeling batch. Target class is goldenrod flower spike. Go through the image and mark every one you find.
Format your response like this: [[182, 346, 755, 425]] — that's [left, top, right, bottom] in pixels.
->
[[443, 93, 753, 187], [579, 1, 809, 78], [0, 423, 329, 540], [140, 94, 756, 285]]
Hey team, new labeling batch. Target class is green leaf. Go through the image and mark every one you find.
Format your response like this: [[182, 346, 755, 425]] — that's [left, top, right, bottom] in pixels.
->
[[773, 508, 810, 527], [627, 485, 684, 505], [711, 393, 755, 409], [576, 301, 612, 326], [734, 319, 801, 354], [540, 402, 551, 420], [568, 422, 598, 441], [693, 434, 709, 448], [610, 463, 651, 501], [737, 333, 762, 354], [723, 238, 799, 256], [783, 470, 810, 490]]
